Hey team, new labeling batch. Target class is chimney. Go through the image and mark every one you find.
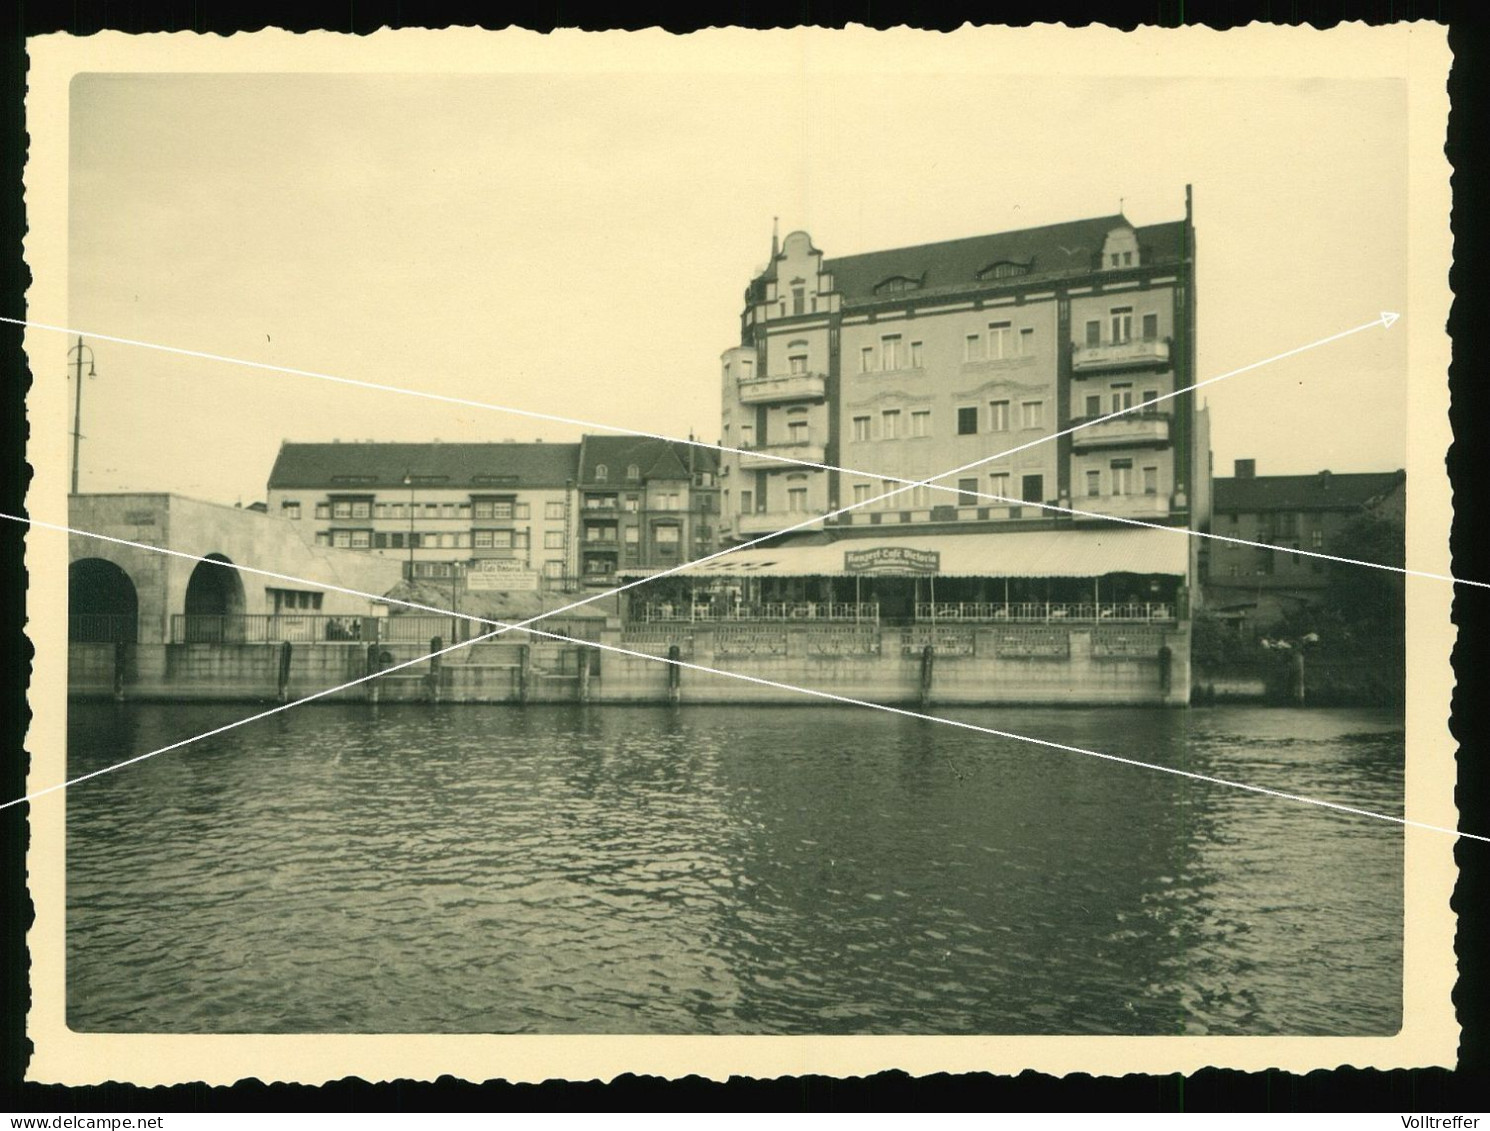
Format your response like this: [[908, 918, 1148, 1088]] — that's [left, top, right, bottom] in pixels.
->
[[1234, 459, 1255, 479]]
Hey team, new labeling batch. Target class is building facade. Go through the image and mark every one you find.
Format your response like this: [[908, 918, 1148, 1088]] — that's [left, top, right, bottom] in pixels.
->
[[68, 492, 405, 645], [718, 191, 1209, 543], [575, 436, 721, 587], [265, 441, 581, 589], [1204, 459, 1406, 629]]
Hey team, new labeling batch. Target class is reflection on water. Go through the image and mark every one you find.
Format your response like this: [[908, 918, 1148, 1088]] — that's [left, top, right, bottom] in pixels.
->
[[65, 702, 1403, 1035]]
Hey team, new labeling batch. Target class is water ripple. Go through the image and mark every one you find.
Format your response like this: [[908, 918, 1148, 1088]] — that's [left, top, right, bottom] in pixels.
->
[[66, 702, 1403, 1035]]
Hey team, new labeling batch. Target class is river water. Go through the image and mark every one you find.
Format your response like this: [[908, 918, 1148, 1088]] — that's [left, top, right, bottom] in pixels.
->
[[64, 702, 1404, 1035]]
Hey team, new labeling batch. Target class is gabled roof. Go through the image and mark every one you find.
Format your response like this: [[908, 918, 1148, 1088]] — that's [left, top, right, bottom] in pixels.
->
[[577, 435, 718, 487], [818, 216, 1188, 305], [266, 442, 581, 491], [1214, 470, 1405, 514]]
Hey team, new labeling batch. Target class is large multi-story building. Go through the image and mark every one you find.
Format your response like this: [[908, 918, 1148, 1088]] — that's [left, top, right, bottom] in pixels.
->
[[575, 435, 721, 586], [263, 438, 725, 595], [264, 441, 581, 589], [1204, 458, 1406, 629], [718, 191, 1209, 542]]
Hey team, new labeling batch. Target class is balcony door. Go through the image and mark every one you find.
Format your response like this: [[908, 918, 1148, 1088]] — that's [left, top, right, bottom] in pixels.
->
[[1021, 475, 1044, 504]]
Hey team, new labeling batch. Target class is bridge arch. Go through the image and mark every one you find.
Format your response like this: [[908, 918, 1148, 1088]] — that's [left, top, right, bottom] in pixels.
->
[[69, 558, 139, 642], [181, 554, 247, 642]]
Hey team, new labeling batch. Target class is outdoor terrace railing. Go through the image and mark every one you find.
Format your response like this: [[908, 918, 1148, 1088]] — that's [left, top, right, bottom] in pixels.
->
[[635, 602, 879, 623], [169, 614, 606, 646], [171, 614, 375, 644], [914, 602, 1174, 623]]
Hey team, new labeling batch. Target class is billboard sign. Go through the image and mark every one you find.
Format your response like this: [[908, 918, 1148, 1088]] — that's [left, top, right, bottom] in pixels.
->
[[466, 558, 541, 591], [843, 546, 941, 575]]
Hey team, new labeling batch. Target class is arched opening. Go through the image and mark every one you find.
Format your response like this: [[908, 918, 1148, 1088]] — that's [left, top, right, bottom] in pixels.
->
[[182, 554, 247, 642], [69, 558, 139, 642]]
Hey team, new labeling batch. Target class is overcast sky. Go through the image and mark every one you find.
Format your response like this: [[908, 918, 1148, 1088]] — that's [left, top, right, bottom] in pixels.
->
[[65, 69, 1409, 505]]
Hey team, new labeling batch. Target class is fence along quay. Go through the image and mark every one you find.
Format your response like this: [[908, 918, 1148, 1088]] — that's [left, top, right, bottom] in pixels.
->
[[68, 526, 1191, 707]]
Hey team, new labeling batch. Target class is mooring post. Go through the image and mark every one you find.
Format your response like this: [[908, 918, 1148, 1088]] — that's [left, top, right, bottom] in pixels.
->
[[518, 643, 531, 704], [1158, 643, 1173, 698], [920, 643, 935, 710], [577, 647, 591, 703], [428, 635, 443, 704], [277, 640, 293, 703], [366, 642, 382, 704], [1291, 651, 1306, 707], [112, 640, 127, 702], [667, 643, 682, 705]]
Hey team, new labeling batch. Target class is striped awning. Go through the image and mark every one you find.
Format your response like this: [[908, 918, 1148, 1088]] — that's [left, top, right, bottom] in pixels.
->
[[671, 527, 1190, 579]]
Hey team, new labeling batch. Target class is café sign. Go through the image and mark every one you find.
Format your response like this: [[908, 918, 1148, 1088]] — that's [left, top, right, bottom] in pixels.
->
[[843, 546, 941, 576], [466, 558, 541, 591]]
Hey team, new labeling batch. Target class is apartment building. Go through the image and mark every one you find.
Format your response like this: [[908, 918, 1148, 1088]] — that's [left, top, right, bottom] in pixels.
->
[[265, 441, 581, 589], [718, 190, 1209, 543], [575, 435, 722, 586], [1205, 458, 1406, 628]]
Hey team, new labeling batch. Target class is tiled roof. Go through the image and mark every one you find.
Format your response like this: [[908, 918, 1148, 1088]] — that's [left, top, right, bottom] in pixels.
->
[[817, 216, 1188, 305], [1214, 470, 1405, 514], [577, 435, 718, 487], [266, 442, 581, 490]]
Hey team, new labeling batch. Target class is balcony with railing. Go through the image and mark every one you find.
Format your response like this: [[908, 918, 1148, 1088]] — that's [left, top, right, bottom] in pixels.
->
[[737, 371, 827, 405], [1073, 492, 1175, 519], [914, 602, 1175, 624], [737, 441, 826, 471], [735, 509, 822, 536], [1070, 412, 1171, 450], [1071, 337, 1171, 372], [833, 502, 1040, 527]]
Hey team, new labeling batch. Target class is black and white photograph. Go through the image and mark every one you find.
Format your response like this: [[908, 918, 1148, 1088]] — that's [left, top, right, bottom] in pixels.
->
[[15, 24, 1457, 1084]]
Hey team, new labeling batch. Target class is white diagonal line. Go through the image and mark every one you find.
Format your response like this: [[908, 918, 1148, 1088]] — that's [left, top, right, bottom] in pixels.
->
[[11, 312, 1436, 584], [10, 622, 514, 810], [15, 517, 1467, 845], [11, 312, 1431, 817], [1, 416, 1108, 808], [886, 490, 1455, 587], [3, 311, 1392, 474]]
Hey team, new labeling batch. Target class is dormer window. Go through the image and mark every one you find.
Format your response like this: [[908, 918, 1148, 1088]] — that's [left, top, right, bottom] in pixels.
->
[[595, 464, 608, 482], [627, 464, 640, 481], [1100, 227, 1140, 270], [873, 275, 922, 295], [977, 260, 1033, 281]]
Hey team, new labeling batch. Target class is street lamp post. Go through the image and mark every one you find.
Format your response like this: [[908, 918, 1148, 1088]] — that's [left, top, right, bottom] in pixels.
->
[[451, 561, 464, 643], [68, 337, 98, 495], [403, 471, 416, 582]]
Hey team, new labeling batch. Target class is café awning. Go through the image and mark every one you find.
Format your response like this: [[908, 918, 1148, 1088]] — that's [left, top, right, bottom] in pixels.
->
[[673, 527, 1190, 579]]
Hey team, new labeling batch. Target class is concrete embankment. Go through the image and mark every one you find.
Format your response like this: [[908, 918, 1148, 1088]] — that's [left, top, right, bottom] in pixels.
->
[[69, 620, 1192, 707], [1191, 655, 1405, 707]]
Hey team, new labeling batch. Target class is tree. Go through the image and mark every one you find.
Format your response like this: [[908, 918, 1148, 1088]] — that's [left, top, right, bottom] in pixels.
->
[[1321, 508, 1406, 653]]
